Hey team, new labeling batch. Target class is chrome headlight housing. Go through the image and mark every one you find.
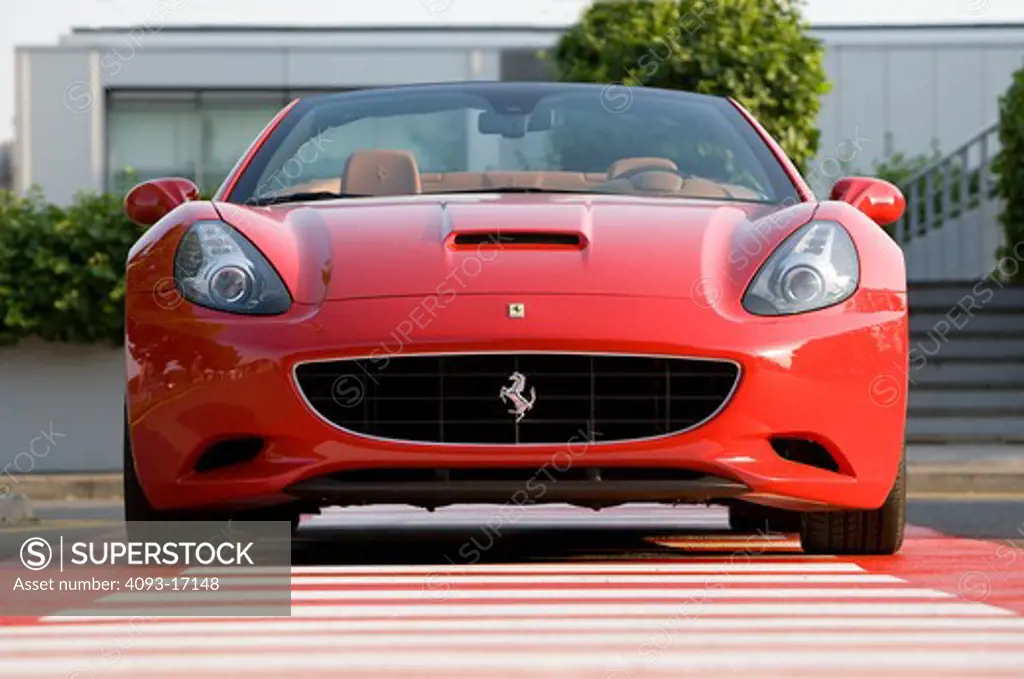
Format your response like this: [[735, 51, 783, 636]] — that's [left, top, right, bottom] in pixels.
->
[[174, 221, 291, 315], [742, 220, 859, 316]]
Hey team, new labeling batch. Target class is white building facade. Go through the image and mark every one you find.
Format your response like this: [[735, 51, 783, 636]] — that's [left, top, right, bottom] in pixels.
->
[[14, 23, 1024, 203]]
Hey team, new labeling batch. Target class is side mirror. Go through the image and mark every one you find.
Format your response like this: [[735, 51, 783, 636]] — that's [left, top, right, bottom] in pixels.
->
[[124, 177, 200, 227], [830, 177, 906, 227]]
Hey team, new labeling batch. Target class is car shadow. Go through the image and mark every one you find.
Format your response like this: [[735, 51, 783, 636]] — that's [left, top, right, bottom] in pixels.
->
[[291, 519, 799, 566]]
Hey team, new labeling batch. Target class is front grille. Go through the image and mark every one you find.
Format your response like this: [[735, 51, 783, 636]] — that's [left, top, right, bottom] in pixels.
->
[[294, 353, 739, 445]]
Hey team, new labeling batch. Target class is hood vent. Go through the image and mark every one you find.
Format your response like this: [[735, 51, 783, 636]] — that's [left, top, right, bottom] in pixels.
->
[[451, 232, 585, 249]]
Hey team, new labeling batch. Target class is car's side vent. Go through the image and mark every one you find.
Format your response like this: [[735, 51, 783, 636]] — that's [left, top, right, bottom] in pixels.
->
[[451, 232, 585, 248], [771, 437, 841, 473], [194, 437, 264, 473]]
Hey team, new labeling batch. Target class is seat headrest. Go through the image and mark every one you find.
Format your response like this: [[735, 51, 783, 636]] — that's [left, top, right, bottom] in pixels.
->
[[341, 150, 422, 196], [607, 157, 679, 179]]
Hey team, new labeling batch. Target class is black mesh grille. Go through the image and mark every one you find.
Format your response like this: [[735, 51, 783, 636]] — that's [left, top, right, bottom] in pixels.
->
[[294, 354, 739, 445]]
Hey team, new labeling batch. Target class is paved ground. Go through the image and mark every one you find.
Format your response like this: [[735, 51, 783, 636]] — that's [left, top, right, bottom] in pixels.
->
[[0, 501, 1023, 677], [908, 499, 1024, 539], [907, 444, 1024, 466]]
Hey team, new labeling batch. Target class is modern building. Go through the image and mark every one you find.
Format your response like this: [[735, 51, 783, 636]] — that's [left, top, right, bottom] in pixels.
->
[[13, 22, 1024, 203]]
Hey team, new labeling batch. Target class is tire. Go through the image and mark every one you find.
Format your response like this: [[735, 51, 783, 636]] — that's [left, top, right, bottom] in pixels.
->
[[729, 504, 802, 534], [799, 451, 906, 555]]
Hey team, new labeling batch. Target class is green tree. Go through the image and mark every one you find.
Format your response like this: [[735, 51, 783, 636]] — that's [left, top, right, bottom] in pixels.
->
[[995, 66, 1024, 282], [551, 0, 830, 171]]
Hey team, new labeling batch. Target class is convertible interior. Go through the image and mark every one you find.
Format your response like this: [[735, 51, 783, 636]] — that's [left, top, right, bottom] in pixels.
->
[[263, 151, 768, 201]]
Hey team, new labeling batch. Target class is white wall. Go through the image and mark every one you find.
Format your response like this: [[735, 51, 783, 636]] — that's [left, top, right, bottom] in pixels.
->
[[15, 48, 104, 203], [812, 27, 1024, 178], [0, 339, 123, 473], [815, 44, 1022, 166]]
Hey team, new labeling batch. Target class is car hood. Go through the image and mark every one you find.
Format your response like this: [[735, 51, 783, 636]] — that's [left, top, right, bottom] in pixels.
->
[[215, 194, 817, 304]]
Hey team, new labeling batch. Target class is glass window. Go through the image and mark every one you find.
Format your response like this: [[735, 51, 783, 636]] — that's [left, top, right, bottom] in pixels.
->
[[230, 84, 798, 205], [106, 91, 287, 195], [253, 107, 468, 198], [107, 97, 200, 195], [201, 104, 282, 190]]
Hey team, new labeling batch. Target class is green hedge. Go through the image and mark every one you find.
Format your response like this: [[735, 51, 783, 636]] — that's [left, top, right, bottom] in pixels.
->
[[0, 190, 144, 345]]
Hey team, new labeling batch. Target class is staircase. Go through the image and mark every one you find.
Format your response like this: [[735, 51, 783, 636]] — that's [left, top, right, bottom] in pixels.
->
[[907, 284, 1024, 443], [897, 123, 1024, 443]]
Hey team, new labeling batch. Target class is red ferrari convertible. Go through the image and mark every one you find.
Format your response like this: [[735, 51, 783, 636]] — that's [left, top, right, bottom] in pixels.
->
[[123, 82, 908, 555]]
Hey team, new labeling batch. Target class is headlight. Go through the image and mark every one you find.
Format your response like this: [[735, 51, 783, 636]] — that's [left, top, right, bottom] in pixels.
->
[[742, 220, 859, 316], [174, 221, 291, 315]]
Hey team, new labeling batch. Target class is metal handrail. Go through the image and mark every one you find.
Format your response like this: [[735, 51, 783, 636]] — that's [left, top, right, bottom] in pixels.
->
[[897, 123, 1000, 243], [902, 123, 998, 188], [896, 122, 1004, 282]]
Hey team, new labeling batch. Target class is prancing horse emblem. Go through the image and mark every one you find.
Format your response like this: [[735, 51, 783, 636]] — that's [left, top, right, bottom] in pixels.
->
[[499, 371, 537, 423]]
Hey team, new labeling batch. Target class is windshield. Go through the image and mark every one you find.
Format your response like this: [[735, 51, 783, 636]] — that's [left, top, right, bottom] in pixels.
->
[[226, 84, 799, 205]]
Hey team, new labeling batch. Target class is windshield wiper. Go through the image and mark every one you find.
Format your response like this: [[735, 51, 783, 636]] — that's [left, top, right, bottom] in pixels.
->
[[249, 191, 372, 206]]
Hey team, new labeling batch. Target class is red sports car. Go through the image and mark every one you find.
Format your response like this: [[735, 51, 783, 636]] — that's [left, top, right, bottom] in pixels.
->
[[122, 82, 908, 555]]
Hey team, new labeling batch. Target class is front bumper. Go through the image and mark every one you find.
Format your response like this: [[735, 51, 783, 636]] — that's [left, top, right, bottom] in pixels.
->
[[285, 474, 749, 508], [125, 290, 907, 513]]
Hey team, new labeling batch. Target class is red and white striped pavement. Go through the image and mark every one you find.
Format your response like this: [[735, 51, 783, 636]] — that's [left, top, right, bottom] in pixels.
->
[[3, 504, 1024, 678]]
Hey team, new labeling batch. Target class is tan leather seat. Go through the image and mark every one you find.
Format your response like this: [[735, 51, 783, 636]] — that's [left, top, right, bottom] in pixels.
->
[[341, 150, 422, 196], [607, 157, 679, 179]]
